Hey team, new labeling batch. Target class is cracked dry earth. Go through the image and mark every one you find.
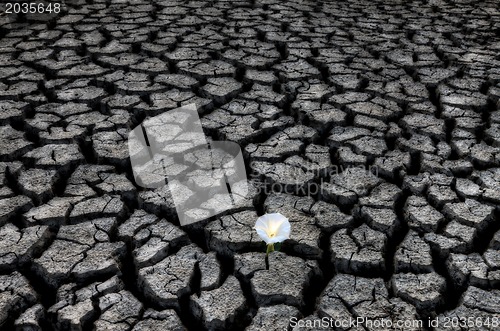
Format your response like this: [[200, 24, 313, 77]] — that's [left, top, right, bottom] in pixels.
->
[[0, 0, 499, 330]]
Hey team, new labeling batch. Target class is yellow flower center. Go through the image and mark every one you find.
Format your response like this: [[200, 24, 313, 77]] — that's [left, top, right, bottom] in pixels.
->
[[266, 222, 281, 239]]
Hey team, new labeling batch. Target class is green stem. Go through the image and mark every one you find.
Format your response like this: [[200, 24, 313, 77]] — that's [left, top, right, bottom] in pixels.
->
[[266, 243, 274, 256]]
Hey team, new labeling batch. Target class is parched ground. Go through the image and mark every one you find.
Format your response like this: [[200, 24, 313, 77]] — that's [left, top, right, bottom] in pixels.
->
[[0, 0, 499, 330]]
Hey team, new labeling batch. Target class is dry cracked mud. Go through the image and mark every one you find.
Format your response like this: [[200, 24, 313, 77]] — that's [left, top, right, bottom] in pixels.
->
[[0, 0, 499, 330]]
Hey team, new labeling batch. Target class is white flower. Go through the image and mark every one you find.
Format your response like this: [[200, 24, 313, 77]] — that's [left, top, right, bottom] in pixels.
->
[[254, 213, 291, 245]]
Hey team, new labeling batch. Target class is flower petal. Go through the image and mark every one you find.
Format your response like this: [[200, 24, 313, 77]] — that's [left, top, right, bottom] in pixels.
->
[[254, 213, 290, 245], [254, 217, 270, 231], [276, 220, 291, 239], [255, 228, 271, 244]]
